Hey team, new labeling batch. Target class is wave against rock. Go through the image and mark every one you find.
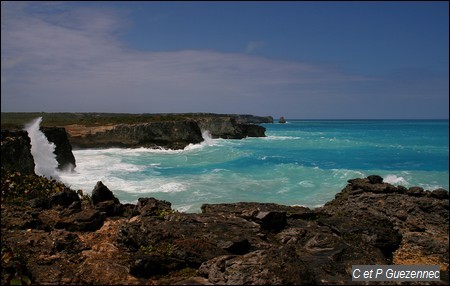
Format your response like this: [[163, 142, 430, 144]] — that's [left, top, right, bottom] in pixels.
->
[[65, 114, 270, 149]]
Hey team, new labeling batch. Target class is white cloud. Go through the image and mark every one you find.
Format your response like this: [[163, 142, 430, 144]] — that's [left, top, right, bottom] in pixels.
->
[[1, 3, 374, 116]]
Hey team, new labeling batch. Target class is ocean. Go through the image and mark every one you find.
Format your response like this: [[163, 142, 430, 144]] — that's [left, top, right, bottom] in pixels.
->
[[58, 120, 449, 213]]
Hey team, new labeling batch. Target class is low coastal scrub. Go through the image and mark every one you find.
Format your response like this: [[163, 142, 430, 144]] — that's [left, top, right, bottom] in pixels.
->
[[1, 170, 72, 206], [1, 112, 232, 129]]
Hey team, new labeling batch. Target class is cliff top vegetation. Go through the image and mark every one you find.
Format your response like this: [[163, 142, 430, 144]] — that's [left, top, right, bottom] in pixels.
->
[[1, 112, 269, 129]]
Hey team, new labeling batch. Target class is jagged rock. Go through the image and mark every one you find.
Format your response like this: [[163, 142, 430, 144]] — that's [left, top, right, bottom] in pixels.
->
[[54, 209, 105, 231], [236, 124, 266, 137], [278, 116, 286, 124], [255, 211, 287, 232], [67, 120, 203, 149], [198, 247, 315, 285], [1, 174, 448, 285], [1, 130, 35, 174], [135, 197, 172, 216], [91, 181, 120, 205], [431, 188, 449, 199], [49, 189, 80, 207], [217, 239, 251, 255], [368, 174, 383, 184], [96, 200, 124, 216], [41, 127, 76, 170], [129, 252, 186, 278]]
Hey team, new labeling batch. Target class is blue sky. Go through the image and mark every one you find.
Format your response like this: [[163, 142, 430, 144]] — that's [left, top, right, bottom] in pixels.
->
[[1, 1, 448, 119]]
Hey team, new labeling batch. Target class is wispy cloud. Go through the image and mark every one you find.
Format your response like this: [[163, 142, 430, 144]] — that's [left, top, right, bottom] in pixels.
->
[[4, 2, 444, 118], [246, 41, 265, 53]]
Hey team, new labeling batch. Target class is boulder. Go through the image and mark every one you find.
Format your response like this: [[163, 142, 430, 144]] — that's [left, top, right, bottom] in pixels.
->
[[91, 181, 120, 205], [135, 197, 172, 216], [278, 116, 286, 124]]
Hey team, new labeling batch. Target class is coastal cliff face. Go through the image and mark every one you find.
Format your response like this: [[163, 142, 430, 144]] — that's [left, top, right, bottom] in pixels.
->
[[1, 130, 35, 174], [1, 173, 448, 285], [196, 117, 266, 139], [66, 120, 204, 149], [65, 115, 269, 149]]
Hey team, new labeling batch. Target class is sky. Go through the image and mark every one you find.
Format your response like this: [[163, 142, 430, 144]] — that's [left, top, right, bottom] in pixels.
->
[[1, 1, 449, 119]]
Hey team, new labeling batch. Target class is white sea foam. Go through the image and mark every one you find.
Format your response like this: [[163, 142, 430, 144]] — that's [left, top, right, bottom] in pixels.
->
[[383, 174, 409, 185], [298, 180, 315, 188], [24, 117, 60, 180], [262, 135, 301, 140]]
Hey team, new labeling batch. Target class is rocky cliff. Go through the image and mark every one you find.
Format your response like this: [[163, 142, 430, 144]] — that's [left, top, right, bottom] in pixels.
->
[[1, 127, 76, 174], [66, 120, 204, 149], [65, 115, 269, 149], [196, 117, 266, 139], [41, 127, 76, 171], [1, 173, 448, 285], [1, 130, 35, 174]]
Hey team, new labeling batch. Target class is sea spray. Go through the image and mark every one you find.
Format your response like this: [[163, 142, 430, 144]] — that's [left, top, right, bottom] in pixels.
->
[[24, 117, 60, 180]]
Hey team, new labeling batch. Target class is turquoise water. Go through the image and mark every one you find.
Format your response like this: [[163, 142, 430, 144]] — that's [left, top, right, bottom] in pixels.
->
[[59, 120, 449, 213]]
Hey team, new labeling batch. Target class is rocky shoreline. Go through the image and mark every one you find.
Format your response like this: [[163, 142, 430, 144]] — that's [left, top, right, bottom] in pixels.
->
[[1, 113, 272, 150], [1, 113, 449, 284], [1, 172, 448, 285]]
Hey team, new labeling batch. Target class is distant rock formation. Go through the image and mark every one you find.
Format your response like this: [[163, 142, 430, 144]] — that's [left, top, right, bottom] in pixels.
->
[[66, 120, 204, 149], [66, 114, 270, 149], [1, 130, 35, 174], [196, 117, 266, 139], [278, 116, 286, 124], [231, 114, 273, 124]]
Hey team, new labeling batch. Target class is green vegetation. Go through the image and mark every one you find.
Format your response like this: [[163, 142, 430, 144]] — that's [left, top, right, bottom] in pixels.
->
[[1, 112, 233, 129], [140, 242, 174, 257], [1, 244, 31, 285], [1, 170, 72, 206], [156, 209, 175, 219]]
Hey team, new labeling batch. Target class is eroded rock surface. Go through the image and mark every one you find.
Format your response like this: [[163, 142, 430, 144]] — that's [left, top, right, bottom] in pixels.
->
[[1, 174, 448, 285]]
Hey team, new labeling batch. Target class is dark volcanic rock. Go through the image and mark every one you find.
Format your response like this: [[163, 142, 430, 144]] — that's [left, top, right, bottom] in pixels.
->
[[135, 197, 172, 216], [49, 189, 81, 207], [196, 117, 266, 139], [2, 177, 448, 285], [41, 127, 76, 171], [91, 181, 120, 205], [198, 247, 315, 285], [54, 209, 105, 231], [67, 120, 203, 149], [1, 130, 35, 174], [278, 116, 286, 124]]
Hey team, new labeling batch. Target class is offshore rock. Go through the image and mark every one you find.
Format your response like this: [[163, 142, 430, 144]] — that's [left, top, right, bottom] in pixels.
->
[[1, 130, 35, 174], [1, 175, 448, 285], [279, 116, 286, 123]]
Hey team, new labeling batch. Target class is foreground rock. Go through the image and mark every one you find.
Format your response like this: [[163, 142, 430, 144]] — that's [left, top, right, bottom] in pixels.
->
[[1, 130, 35, 174], [1, 173, 448, 285]]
